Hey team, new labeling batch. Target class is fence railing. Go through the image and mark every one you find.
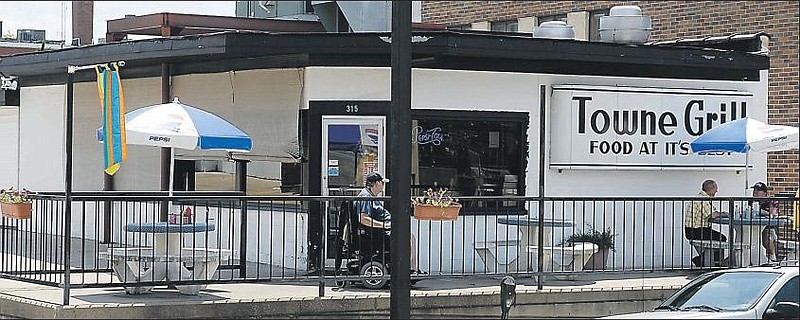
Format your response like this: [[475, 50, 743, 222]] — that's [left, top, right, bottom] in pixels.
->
[[1, 192, 797, 304]]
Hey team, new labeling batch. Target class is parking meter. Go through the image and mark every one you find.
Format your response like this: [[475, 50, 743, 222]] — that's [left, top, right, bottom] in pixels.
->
[[500, 276, 516, 319]]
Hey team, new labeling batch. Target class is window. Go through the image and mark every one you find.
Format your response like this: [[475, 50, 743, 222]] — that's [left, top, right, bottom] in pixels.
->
[[589, 9, 610, 41], [664, 272, 780, 311], [491, 19, 518, 33], [537, 14, 567, 24], [411, 111, 527, 214], [448, 24, 472, 31], [770, 276, 799, 306]]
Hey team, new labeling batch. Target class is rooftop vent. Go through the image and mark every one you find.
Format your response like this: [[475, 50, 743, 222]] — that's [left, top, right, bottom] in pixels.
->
[[533, 21, 575, 40], [598, 5, 651, 44]]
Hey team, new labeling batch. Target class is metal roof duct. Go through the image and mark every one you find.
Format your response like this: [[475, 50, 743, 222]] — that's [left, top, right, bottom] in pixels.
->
[[533, 21, 576, 40], [599, 6, 652, 45], [312, 1, 391, 32]]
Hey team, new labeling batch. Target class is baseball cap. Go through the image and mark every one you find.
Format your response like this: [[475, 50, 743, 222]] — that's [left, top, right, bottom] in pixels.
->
[[366, 172, 389, 183], [750, 182, 768, 192]]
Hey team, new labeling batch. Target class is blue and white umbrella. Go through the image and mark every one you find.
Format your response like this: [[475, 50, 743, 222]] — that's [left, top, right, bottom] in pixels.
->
[[97, 97, 252, 152], [97, 97, 252, 195], [690, 117, 798, 154], [690, 117, 798, 193]]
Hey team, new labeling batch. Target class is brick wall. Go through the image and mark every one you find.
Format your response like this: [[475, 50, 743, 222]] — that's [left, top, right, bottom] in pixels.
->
[[422, 1, 799, 194]]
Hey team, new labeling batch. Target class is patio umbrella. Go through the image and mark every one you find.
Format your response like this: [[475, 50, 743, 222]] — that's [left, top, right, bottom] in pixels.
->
[[690, 117, 799, 194], [97, 97, 252, 195]]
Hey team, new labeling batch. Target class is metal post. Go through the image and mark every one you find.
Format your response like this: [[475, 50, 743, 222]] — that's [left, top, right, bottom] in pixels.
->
[[390, 2, 412, 319], [101, 173, 113, 244], [235, 159, 249, 277], [728, 199, 735, 268], [537, 84, 547, 289], [159, 63, 171, 221], [64, 69, 74, 306]]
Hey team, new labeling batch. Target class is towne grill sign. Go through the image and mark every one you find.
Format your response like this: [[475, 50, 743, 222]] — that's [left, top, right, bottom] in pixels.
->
[[550, 85, 754, 170]]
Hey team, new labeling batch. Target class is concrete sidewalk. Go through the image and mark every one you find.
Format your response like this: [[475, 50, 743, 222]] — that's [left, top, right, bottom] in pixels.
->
[[0, 271, 696, 318]]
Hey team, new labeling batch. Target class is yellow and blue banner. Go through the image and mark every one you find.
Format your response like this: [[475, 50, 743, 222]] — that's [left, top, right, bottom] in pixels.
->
[[95, 63, 127, 175]]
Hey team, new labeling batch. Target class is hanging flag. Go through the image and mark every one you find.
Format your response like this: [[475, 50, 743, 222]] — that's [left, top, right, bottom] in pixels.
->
[[95, 63, 127, 175]]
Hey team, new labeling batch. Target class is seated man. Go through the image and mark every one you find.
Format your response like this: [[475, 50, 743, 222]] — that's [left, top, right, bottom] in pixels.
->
[[748, 182, 781, 261], [685, 179, 729, 267], [356, 172, 425, 274]]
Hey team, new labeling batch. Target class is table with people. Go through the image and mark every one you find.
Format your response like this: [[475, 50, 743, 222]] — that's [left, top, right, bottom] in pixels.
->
[[710, 212, 790, 266], [685, 179, 793, 267]]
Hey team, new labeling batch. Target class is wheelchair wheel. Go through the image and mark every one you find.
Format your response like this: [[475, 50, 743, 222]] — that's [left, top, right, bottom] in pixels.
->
[[360, 261, 388, 289]]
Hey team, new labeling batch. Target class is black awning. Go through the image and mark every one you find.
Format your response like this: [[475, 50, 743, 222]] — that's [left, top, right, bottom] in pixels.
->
[[0, 30, 769, 86]]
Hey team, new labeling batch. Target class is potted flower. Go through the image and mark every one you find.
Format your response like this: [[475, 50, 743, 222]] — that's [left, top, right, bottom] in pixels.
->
[[1, 187, 32, 219], [561, 227, 615, 270], [412, 188, 461, 221]]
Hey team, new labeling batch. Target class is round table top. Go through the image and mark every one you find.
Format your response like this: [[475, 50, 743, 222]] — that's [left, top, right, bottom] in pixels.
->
[[497, 216, 575, 227], [126, 222, 215, 233]]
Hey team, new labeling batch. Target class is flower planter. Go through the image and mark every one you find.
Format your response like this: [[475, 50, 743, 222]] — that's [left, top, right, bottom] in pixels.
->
[[1, 202, 32, 220], [413, 204, 461, 221], [582, 247, 611, 270]]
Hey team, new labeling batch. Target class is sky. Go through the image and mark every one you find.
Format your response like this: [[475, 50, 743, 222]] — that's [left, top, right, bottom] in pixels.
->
[[1, 1, 237, 42]]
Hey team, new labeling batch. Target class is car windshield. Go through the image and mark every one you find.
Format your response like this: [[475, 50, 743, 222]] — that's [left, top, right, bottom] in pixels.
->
[[661, 271, 780, 311]]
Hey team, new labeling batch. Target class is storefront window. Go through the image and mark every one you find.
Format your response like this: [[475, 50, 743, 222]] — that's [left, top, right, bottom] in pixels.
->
[[411, 111, 527, 213]]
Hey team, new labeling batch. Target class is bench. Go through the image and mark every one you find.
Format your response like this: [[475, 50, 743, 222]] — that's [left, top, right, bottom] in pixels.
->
[[688, 240, 749, 267], [100, 247, 232, 295], [526, 242, 598, 281], [473, 240, 521, 272]]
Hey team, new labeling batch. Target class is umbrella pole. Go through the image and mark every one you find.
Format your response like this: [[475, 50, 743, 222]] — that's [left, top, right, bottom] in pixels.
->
[[169, 147, 176, 212], [745, 151, 749, 196]]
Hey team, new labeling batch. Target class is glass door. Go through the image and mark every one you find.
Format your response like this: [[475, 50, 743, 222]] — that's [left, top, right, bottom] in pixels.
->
[[321, 116, 386, 264]]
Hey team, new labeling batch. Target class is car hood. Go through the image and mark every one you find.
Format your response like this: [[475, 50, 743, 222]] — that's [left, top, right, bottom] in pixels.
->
[[602, 310, 755, 319]]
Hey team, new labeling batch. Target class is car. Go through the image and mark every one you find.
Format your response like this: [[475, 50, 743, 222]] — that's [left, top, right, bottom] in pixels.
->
[[602, 260, 799, 319]]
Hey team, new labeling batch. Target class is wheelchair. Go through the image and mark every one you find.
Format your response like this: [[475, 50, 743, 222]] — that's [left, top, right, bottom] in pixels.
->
[[333, 200, 421, 290], [333, 200, 391, 289]]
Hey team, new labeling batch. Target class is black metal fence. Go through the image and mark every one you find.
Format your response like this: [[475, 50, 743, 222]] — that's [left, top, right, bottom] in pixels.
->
[[1, 192, 797, 304]]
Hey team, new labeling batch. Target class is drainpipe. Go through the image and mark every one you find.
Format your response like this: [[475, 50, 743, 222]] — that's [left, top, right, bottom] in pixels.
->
[[160, 63, 171, 221]]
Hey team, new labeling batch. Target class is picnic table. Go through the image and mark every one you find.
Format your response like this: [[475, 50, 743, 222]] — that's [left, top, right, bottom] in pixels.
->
[[102, 222, 230, 295]]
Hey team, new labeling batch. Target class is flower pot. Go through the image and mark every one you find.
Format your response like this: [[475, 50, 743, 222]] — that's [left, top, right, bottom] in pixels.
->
[[413, 204, 461, 221], [2, 202, 32, 220], [583, 247, 611, 270]]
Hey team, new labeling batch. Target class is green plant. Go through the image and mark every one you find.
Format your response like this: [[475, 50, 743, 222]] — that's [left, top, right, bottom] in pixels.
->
[[561, 227, 616, 251], [0, 187, 31, 204], [412, 188, 460, 207]]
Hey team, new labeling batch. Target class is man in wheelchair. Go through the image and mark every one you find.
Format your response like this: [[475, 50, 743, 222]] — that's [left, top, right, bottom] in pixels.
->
[[335, 172, 425, 289]]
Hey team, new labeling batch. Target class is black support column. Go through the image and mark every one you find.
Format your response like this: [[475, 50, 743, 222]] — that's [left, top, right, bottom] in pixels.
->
[[159, 63, 171, 221], [390, 2, 412, 319], [235, 159, 249, 277]]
